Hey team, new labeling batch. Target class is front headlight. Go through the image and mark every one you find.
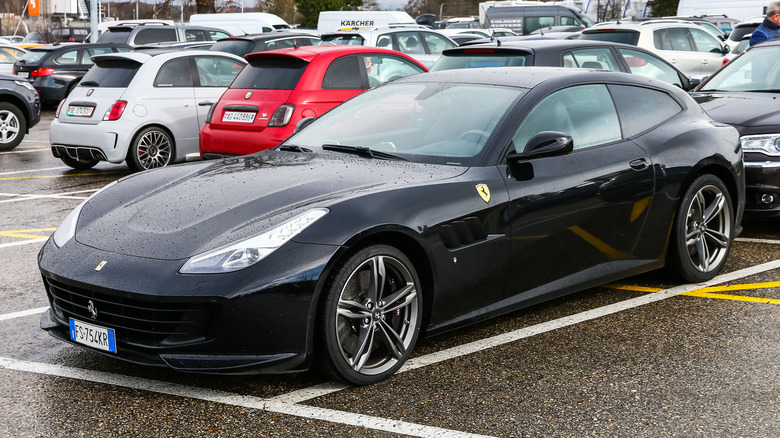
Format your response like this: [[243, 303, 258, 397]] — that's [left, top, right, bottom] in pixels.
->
[[52, 181, 118, 248], [740, 134, 780, 156], [179, 208, 329, 274]]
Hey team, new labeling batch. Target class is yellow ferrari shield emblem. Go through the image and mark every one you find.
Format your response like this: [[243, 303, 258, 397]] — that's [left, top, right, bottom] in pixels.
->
[[476, 184, 490, 203]]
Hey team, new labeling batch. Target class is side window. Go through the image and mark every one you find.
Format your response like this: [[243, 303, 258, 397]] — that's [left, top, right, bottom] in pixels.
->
[[609, 85, 682, 137], [135, 28, 177, 45], [654, 28, 691, 51], [560, 16, 579, 26], [209, 30, 231, 40], [689, 27, 722, 53], [185, 29, 208, 42], [421, 32, 456, 55], [85, 47, 114, 66], [564, 48, 620, 71], [54, 50, 80, 65], [194, 56, 244, 87], [511, 84, 621, 152], [376, 34, 393, 49], [618, 48, 682, 88], [363, 54, 426, 88], [322, 55, 363, 90], [395, 32, 425, 55], [524, 16, 555, 34], [154, 58, 193, 87]]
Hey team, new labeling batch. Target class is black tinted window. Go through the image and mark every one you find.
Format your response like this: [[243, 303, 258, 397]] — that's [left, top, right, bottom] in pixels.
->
[[79, 59, 140, 87], [322, 56, 362, 90], [97, 28, 132, 44], [135, 28, 177, 45], [210, 39, 256, 56], [580, 30, 640, 45], [609, 85, 682, 137], [154, 58, 193, 87], [231, 56, 307, 89]]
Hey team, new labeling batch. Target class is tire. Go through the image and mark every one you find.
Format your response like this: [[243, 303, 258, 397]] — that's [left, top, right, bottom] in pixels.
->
[[0, 102, 26, 151], [668, 174, 734, 283], [318, 245, 423, 385], [60, 154, 99, 170], [127, 127, 174, 172]]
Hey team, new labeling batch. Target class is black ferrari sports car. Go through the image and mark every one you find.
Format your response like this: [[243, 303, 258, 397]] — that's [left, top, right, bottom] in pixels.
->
[[39, 67, 744, 385]]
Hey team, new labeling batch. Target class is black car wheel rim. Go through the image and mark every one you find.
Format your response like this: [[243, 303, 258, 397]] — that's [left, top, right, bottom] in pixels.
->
[[137, 130, 172, 169], [684, 184, 731, 273], [0, 109, 21, 144], [335, 254, 419, 376]]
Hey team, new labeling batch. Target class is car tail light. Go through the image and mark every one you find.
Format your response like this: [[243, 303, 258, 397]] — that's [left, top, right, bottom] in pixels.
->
[[722, 58, 730, 66], [103, 101, 127, 121], [55, 99, 66, 118], [464, 49, 496, 54], [31, 67, 55, 77], [268, 104, 295, 127]]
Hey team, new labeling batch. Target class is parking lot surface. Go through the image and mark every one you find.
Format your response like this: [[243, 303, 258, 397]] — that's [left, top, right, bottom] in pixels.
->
[[1, 111, 779, 437]]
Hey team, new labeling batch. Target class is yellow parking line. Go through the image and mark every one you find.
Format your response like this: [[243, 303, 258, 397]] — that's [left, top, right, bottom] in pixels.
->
[[16, 145, 50, 149], [605, 282, 780, 305], [0, 228, 57, 239], [0, 171, 124, 181]]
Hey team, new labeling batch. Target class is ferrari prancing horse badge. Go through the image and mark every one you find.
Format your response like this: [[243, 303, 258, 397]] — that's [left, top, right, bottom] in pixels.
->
[[476, 184, 490, 203]]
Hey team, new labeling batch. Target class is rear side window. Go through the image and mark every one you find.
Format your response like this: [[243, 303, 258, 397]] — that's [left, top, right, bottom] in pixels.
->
[[21, 50, 49, 63], [320, 34, 365, 45], [79, 59, 140, 87], [396, 32, 425, 55], [54, 50, 80, 65], [155, 58, 193, 87], [580, 30, 640, 45], [185, 29, 209, 42], [363, 54, 426, 87], [609, 85, 682, 137], [653, 28, 692, 51], [524, 16, 555, 34], [210, 39, 255, 56], [84, 47, 114, 66], [618, 48, 682, 88], [135, 28, 177, 45], [322, 56, 362, 89], [194, 56, 244, 87], [430, 51, 530, 71], [421, 32, 455, 54], [563, 48, 620, 71], [231, 56, 307, 90], [97, 28, 132, 44]]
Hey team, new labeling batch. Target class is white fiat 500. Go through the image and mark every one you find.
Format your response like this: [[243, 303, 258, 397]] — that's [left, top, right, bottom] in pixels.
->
[[50, 49, 245, 171]]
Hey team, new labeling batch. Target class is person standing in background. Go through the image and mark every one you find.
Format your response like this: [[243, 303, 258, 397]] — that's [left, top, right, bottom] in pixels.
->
[[750, 2, 780, 46]]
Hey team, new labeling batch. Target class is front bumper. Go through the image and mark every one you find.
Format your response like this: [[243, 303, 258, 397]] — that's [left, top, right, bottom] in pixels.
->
[[49, 118, 136, 163], [744, 159, 780, 216], [38, 237, 340, 374]]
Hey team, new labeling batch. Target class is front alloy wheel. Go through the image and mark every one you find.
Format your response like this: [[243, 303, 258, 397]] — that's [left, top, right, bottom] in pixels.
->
[[319, 245, 422, 385], [0, 102, 25, 151], [669, 174, 733, 282]]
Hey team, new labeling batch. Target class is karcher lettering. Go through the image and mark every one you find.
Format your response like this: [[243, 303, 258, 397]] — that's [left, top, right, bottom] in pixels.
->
[[340, 20, 374, 27]]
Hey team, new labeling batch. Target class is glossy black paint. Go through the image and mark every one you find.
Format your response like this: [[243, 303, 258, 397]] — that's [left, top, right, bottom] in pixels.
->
[[39, 68, 744, 374]]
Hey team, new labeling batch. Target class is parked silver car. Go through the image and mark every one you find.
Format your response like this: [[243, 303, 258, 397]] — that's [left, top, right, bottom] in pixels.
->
[[50, 49, 246, 171]]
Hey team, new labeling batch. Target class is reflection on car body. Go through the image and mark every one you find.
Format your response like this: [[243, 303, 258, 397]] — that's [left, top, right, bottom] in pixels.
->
[[39, 68, 744, 386]]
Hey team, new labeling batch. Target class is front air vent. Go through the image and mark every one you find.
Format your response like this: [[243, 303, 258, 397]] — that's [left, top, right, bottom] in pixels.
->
[[439, 217, 488, 249]]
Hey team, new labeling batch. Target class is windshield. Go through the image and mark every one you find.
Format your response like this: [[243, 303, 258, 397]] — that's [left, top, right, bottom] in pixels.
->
[[430, 51, 530, 71], [579, 30, 640, 45], [286, 82, 525, 166], [79, 59, 141, 87], [699, 45, 780, 92]]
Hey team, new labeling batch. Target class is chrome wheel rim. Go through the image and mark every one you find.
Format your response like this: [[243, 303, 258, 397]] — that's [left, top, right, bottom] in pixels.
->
[[684, 184, 731, 273], [0, 109, 21, 145], [136, 130, 172, 169], [335, 255, 419, 376]]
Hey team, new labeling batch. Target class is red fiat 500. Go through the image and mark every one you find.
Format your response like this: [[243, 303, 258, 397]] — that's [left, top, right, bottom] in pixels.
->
[[199, 45, 428, 159]]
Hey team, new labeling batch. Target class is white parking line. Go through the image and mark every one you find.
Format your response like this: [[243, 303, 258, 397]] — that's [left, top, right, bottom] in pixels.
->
[[0, 238, 48, 249], [0, 148, 50, 155], [0, 307, 49, 322], [0, 166, 70, 176], [0, 357, 492, 438], [735, 237, 780, 245]]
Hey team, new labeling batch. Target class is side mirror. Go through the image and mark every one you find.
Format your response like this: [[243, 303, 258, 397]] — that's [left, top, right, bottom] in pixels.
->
[[722, 44, 730, 55], [508, 131, 574, 162], [293, 116, 316, 134]]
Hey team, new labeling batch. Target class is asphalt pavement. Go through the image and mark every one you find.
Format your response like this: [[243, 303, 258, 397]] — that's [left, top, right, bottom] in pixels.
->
[[1, 111, 779, 437]]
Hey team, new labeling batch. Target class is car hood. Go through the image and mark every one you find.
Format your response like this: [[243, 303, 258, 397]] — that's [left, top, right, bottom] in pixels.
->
[[75, 150, 467, 260], [691, 92, 780, 131]]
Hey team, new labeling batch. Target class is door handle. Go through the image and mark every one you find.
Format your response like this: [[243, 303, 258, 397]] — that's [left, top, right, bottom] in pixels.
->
[[198, 101, 214, 106], [629, 158, 649, 170]]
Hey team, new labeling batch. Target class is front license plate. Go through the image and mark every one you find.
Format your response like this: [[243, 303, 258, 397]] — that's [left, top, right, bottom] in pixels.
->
[[69, 318, 117, 353], [222, 111, 256, 123], [67, 105, 94, 117]]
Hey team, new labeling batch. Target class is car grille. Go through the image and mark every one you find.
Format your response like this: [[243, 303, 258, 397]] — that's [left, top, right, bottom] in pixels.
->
[[45, 277, 216, 347]]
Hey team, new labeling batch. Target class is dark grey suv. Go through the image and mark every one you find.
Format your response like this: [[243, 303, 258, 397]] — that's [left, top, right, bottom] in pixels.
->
[[0, 73, 41, 150]]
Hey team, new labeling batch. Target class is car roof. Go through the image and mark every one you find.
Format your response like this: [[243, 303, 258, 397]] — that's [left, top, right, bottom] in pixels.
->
[[445, 39, 649, 54], [244, 45, 422, 63], [217, 32, 318, 42], [92, 48, 240, 65], [29, 42, 127, 52], [586, 21, 706, 31]]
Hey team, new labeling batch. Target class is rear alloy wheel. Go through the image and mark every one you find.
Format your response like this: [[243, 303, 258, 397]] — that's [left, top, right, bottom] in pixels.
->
[[669, 174, 733, 282], [128, 127, 173, 171], [319, 245, 422, 385], [0, 102, 26, 151]]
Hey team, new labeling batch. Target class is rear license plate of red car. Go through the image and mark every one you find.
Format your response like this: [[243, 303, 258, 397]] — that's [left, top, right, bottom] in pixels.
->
[[67, 105, 94, 117], [222, 111, 256, 123]]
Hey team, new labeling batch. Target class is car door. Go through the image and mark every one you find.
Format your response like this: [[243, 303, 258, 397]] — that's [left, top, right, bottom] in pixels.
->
[[151, 57, 199, 154], [501, 83, 655, 296], [192, 55, 245, 128], [615, 47, 687, 88], [652, 27, 700, 75], [688, 26, 726, 74]]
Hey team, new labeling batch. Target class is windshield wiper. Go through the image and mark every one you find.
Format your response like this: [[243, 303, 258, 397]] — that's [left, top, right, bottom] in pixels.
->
[[322, 144, 407, 161], [80, 81, 99, 87], [277, 145, 312, 153]]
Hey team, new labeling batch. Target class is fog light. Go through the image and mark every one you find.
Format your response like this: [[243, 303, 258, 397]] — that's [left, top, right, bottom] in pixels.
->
[[761, 193, 775, 204]]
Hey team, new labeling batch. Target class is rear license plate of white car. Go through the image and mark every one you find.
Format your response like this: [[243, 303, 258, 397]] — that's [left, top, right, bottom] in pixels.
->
[[222, 111, 256, 123], [69, 318, 117, 353], [67, 105, 94, 117]]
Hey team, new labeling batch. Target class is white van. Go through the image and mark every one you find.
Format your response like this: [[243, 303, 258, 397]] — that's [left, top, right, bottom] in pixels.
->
[[677, 0, 770, 22], [317, 11, 416, 32], [189, 12, 289, 36]]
